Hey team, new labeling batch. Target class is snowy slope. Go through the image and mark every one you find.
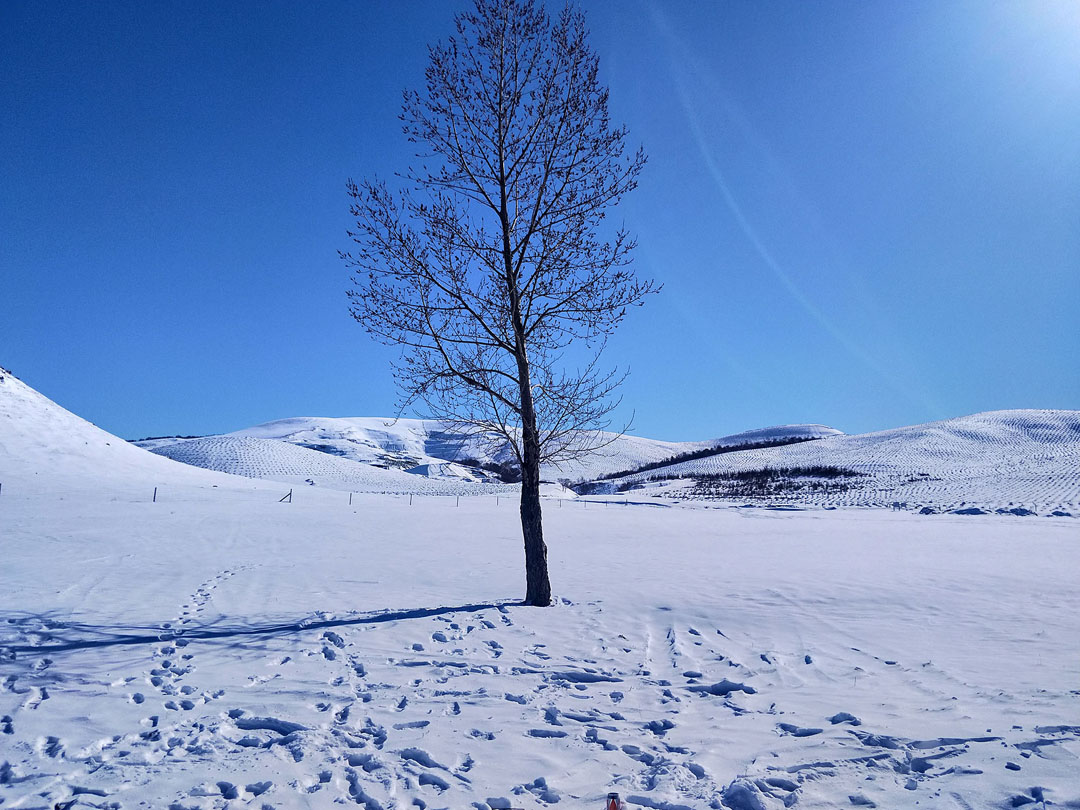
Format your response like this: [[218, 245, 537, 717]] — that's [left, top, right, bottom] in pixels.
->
[[140, 416, 841, 484], [542, 423, 842, 482], [222, 415, 699, 481], [615, 410, 1080, 514], [0, 369, 512, 499], [698, 423, 843, 446], [0, 367, 240, 495], [151, 435, 512, 496], [228, 416, 481, 469]]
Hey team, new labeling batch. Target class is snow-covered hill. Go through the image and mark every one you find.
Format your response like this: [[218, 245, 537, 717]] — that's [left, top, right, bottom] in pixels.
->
[[151, 435, 512, 496], [0, 367, 238, 494], [0, 370, 535, 499], [138, 416, 841, 485], [544, 423, 843, 482], [614, 410, 1080, 515], [225, 415, 698, 481], [6, 366, 1077, 513]]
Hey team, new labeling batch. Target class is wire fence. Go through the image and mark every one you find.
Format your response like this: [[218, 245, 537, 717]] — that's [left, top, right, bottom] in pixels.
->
[[0, 479, 668, 510]]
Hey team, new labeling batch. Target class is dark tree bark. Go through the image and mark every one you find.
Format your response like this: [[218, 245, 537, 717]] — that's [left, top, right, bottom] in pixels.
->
[[343, 0, 657, 606]]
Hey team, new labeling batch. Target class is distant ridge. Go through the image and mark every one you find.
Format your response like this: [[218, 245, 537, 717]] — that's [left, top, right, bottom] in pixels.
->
[[607, 409, 1080, 514], [3, 366, 1076, 513], [136, 416, 841, 484], [150, 435, 512, 496]]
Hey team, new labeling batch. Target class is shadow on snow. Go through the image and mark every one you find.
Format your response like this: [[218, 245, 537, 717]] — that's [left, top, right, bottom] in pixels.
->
[[0, 601, 518, 658]]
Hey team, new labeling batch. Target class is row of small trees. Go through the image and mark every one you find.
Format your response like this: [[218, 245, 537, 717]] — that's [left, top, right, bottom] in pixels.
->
[[594, 436, 823, 483]]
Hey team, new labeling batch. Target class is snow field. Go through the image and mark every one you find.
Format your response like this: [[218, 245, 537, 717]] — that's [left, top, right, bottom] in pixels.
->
[[2, 489, 1078, 810]]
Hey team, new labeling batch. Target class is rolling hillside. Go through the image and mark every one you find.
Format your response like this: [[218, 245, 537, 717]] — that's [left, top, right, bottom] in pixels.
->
[[612, 410, 1080, 514], [0, 367, 237, 494], [150, 435, 513, 496], [6, 367, 1077, 513], [225, 415, 697, 481], [139, 416, 841, 484], [0, 369, 510, 498]]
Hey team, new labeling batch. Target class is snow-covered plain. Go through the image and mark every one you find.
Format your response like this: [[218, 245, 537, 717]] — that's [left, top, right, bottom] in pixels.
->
[[3, 488, 1079, 810], [2, 370, 1079, 809]]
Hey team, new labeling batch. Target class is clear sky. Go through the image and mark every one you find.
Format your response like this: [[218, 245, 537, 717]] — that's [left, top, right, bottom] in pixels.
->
[[2, 1, 1078, 441]]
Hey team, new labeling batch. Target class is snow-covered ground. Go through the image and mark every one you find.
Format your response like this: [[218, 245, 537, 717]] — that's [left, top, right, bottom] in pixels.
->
[[2, 369, 1079, 809], [2, 489, 1078, 810]]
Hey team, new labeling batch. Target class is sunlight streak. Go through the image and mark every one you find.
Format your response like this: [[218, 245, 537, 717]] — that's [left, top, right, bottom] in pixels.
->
[[648, 5, 944, 418]]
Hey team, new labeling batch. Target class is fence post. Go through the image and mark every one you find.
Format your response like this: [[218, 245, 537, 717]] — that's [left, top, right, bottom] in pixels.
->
[[409, 493, 413, 506], [153, 486, 157, 503], [280, 489, 292, 503], [456, 495, 460, 507], [349, 492, 353, 506]]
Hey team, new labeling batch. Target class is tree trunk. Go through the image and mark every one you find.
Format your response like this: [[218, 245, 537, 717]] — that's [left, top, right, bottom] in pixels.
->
[[519, 407, 551, 606], [497, 109, 551, 606]]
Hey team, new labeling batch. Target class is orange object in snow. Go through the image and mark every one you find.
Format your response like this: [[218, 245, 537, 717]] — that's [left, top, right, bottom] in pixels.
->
[[606, 793, 622, 810]]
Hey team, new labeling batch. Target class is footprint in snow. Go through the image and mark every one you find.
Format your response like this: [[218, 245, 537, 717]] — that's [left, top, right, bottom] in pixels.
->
[[513, 776, 560, 804], [23, 686, 49, 710], [40, 735, 64, 758], [323, 630, 346, 648]]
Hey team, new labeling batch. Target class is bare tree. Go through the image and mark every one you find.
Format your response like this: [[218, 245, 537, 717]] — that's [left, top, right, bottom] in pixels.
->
[[343, 0, 657, 606]]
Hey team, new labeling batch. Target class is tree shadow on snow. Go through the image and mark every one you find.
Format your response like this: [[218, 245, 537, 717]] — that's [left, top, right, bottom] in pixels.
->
[[0, 601, 518, 659]]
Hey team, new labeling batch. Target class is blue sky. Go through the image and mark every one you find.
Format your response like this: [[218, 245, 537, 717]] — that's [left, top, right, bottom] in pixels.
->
[[2, 1, 1077, 441]]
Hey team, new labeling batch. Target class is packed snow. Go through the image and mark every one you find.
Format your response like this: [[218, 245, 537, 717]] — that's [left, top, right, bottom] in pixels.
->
[[2, 368, 1079, 810]]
